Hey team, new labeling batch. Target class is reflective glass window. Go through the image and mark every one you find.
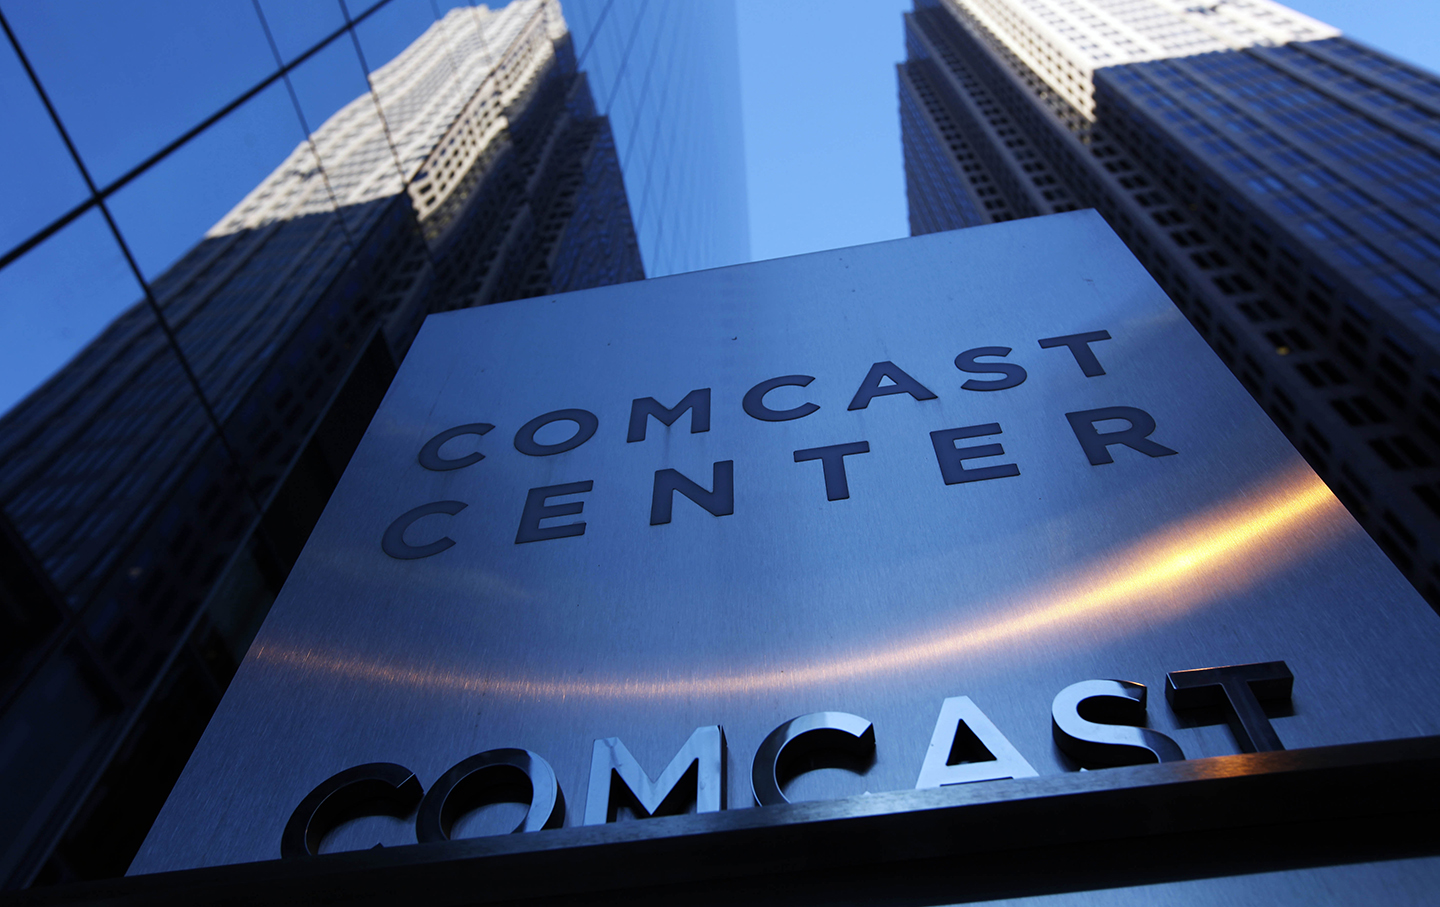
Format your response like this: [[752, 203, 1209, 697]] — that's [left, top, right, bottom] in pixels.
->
[[562, 0, 748, 276], [1, 0, 277, 187], [0, 207, 238, 628], [287, 40, 404, 239], [107, 80, 306, 284], [348, 0, 440, 87], [348, 0, 457, 189], [0, 38, 91, 256], [284, 22, 374, 136], [0, 210, 141, 420], [254, 0, 349, 66], [0, 642, 116, 869]]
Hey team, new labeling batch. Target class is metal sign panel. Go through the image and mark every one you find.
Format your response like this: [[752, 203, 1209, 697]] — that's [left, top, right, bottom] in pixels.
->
[[133, 211, 1440, 871]]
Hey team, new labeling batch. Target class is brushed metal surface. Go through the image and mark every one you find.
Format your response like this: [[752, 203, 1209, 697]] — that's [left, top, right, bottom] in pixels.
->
[[132, 210, 1440, 873]]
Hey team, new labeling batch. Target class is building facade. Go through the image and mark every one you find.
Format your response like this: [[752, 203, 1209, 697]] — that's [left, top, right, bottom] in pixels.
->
[[899, 0, 1440, 610], [0, 0, 744, 888], [564, 0, 750, 276]]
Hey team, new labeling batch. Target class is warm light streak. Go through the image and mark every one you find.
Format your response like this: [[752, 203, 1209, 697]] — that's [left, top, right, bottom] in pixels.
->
[[255, 465, 1347, 701]]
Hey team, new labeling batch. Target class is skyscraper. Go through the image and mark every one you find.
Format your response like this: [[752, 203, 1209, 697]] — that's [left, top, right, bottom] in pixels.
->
[[564, 0, 750, 276], [0, 0, 744, 887], [899, 0, 1440, 609]]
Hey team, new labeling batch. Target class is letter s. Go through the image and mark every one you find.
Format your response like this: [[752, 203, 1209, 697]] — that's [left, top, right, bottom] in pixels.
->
[[1051, 679, 1184, 768]]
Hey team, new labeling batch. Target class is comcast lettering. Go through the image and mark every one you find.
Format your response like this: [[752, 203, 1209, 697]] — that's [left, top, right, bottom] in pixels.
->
[[282, 661, 1292, 856], [382, 329, 1180, 558]]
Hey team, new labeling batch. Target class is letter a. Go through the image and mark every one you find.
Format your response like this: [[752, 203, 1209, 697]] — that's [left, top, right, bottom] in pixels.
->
[[915, 696, 1037, 788]]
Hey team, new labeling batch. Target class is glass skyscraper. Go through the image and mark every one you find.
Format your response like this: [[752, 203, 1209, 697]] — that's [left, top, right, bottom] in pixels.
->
[[565, 0, 749, 276], [0, 0, 744, 887], [900, 0, 1440, 611]]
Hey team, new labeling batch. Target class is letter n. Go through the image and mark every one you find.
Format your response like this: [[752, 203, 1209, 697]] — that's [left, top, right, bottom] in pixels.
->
[[583, 726, 727, 824], [650, 461, 734, 525]]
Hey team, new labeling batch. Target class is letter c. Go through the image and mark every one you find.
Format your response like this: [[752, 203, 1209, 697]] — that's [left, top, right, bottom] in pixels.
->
[[381, 501, 467, 559], [751, 711, 874, 806], [281, 763, 423, 857], [419, 423, 493, 471], [742, 375, 820, 422]]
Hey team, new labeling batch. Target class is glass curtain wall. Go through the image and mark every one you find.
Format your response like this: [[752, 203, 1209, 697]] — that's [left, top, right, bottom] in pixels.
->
[[0, 0, 741, 888], [562, 0, 750, 276]]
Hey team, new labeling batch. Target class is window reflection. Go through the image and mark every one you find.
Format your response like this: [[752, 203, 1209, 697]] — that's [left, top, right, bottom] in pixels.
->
[[106, 80, 305, 283], [0, 0, 747, 883], [254, 0, 349, 66], [0, 210, 141, 417], [346, 0, 446, 129], [278, 25, 373, 139], [0, 39, 91, 255], [0, 208, 246, 647], [559, 0, 749, 275], [2, 0, 275, 187], [0, 641, 118, 872]]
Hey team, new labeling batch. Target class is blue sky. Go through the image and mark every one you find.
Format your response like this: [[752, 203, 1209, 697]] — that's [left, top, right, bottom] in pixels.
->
[[736, 0, 1440, 262]]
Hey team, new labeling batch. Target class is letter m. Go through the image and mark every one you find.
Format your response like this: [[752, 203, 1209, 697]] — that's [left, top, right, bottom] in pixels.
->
[[628, 388, 711, 442], [583, 726, 726, 824]]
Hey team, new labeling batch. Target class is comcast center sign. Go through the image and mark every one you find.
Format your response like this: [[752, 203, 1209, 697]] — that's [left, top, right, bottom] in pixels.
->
[[133, 212, 1440, 871]]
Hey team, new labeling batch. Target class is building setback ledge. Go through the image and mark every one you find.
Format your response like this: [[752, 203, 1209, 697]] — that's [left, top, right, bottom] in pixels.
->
[[8, 734, 1440, 906]]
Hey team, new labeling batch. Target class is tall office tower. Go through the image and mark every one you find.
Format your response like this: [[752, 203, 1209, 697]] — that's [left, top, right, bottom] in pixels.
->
[[899, 0, 1440, 609], [563, 0, 750, 276], [0, 0, 743, 888]]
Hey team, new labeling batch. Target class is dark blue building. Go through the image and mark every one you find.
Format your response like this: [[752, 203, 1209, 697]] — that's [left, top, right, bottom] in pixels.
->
[[900, 0, 1440, 611], [0, 0, 744, 887]]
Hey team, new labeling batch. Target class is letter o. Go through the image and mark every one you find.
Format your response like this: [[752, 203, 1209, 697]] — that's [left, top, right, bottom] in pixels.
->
[[416, 748, 564, 841], [514, 409, 599, 456]]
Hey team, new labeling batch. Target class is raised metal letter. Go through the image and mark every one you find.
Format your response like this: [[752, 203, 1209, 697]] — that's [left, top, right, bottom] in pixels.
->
[[847, 360, 937, 410], [752, 711, 875, 806], [381, 501, 467, 559], [793, 441, 870, 500], [930, 424, 1020, 485], [954, 346, 1027, 391], [515, 481, 593, 544], [583, 726, 726, 825], [281, 763, 422, 857], [415, 748, 564, 842], [418, 423, 493, 471], [1038, 330, 1112, 376], [915, 696, 1037, 789], [1052, 679, 1185, 768], [1166, 661, 1294, 753]]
